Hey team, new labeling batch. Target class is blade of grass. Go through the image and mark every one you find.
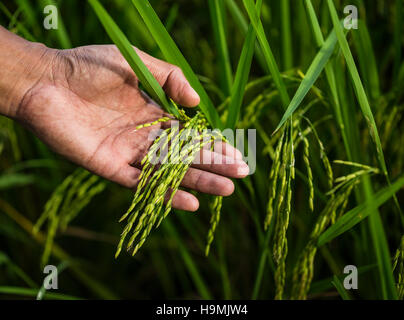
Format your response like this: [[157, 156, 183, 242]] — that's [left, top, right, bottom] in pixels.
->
[[226, 0, 262, 129], [352, 19, 380, 100], [394, 0, 403, 81], [334, 51, 390, 299], [131, 0, 222, 129], [15, 0, 40, 36], [224, 0, 268, 73], [0, 198, 118, 299], [0, 173, 35, 189], [36, 261, 69, 300], [39, 0, 72, 49], [310, 263, 376, 294], [163, 220, 212, 299], [331, 275, 352, 300], [208, 0, 233, 96], [242, 0, 290, 108], [274, 29, 340, 132], [280, 0, 293, 70], [304, 0, 351, 159], [0, 251, 37, 288], [329, 0, 403, 244], [0, 286, 81, 300], [165, 3, 179, 33], [362, 175, 398, 300], [328, 1, 400, 299], [327, 0, 387, 177], [318, 174, 404, 246], [0, 2, 35, 41], [89, 0, 179, 117]]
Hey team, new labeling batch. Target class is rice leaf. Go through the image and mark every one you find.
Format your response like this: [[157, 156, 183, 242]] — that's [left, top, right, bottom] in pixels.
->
[[226, 0, 262, 129], [163, 221, 213, 299], [242, 0, 290, 107], [0, 286, 80, 300], [88, 0, 179, 117], [274, 29, 340, 132], [328, 3, 401, 299], [0, 251, 37, 288], [304, 0, 351, 157], [352, 19, 380, 100], [224, 0, 268, 72], [280, 0, 293, 70], [0, 173, 35, 189], [208, 0, 233, 95], [327, 0, 387, 176], [131, 0, 222, 129], [331, 275, 352, 300], [318, 174, 404, 246], [394, 0, 403, 81], [39, 0, 72, 49], [0, 2, 35, 41]]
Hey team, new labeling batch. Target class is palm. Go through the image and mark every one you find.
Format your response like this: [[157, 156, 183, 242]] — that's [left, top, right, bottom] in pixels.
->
[[17, 45, 248, 211]]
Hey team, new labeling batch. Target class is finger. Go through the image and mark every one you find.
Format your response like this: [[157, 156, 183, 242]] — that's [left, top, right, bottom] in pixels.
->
[[192, 150, 249, 178], [170, 189, 199, 212], [203, 141, 243, 160], [118, 165, 199, 212], [135, 48, 200, 107], [181, 168, 235, 196]]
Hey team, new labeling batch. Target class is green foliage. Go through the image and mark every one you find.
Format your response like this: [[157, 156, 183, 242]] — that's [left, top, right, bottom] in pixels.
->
[[0, 0, 403, 300]]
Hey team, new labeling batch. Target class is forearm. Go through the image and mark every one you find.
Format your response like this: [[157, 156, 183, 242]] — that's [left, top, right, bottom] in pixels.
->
[[0, 26, 52, 119]]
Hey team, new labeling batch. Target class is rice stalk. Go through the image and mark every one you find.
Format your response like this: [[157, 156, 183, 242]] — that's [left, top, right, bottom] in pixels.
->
[[393, 235, 404, 299], [205, 196, 223, 256], [33, 168, 106, 267], [264, 121, 295, 300], [116, 106, 225, 258], [302, 136, 314, 211], [290, 170, 373, 299]]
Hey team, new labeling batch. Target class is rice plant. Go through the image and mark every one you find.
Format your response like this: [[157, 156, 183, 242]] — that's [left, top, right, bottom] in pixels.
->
[[33, 168, 106, 267], [0, 0, 403, 300]]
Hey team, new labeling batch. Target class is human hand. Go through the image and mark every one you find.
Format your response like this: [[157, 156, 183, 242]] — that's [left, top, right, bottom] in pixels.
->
[[6, 42, 249, 211]]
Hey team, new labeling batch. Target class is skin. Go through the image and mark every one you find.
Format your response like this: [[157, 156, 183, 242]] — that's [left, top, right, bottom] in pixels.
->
[[0, 27, 249, 212]]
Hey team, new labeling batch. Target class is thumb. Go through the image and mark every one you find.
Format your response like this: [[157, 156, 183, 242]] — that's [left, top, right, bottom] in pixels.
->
[[135, 47, 200, 107]]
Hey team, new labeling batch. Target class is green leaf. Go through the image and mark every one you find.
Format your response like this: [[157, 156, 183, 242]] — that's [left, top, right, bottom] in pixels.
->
[[0, 286, 81, 300], [131, 0, 222, 129], [352, 20, 380, 100], [331, 275, 352, 300], [88, 0, 179, 117], [328, 0, 400, 299], [318, 174, 404, 246], [327, 0, 387, 176], [0, 173, 35, 189], [39, 0, 72, 49], [304, 0, 351, 159], [393, 0, 403, 81], [0, 2, 35, 41], [225, 0, 268, 73], [280, 0, 293, 70], [208, 0, 233, 95], [0, 251, 37, 288], [242, 0, 290, 108], [274, 29, 339, 132], [163, 221, 213, 299], [226, 0, 262, 129]]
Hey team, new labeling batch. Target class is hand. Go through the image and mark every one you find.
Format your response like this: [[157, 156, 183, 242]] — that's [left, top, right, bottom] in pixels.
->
[[11, 44, 249, 211]]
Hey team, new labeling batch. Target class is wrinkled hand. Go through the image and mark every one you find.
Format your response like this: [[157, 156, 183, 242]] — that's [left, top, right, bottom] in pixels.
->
[[14, 45, 249, 211]]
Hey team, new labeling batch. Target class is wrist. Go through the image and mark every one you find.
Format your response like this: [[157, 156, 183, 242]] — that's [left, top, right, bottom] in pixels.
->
[[0, 28, 56, 119]]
